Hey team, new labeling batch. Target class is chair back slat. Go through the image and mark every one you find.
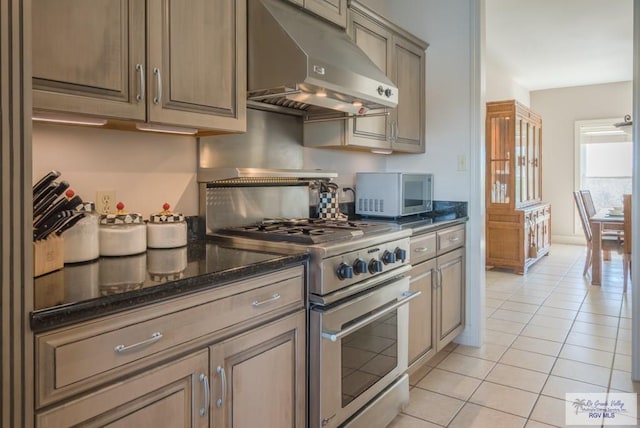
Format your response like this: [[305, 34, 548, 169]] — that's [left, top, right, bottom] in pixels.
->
[[623, 194, 631, 254], [574, 191, 592, 243], [580, 190, 597, 218], [573, 191, 592, 244]]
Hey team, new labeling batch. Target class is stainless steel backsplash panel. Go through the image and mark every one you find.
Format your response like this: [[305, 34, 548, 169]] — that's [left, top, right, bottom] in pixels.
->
[[198, 109, 303, 170], [202, 185, 310, 233]]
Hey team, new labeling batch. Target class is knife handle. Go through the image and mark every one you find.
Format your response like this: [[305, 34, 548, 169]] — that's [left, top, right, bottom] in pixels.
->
[[32, 170, 61, 197], [33, 192, 59, 219]]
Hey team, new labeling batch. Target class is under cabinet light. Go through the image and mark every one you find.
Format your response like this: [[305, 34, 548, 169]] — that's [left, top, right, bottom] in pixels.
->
[[32, 112, 107, 126], [135, 123, 198, 135], [370, 148, 393, 155]]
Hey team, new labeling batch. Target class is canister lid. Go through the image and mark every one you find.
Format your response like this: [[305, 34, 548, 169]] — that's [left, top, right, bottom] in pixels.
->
[[99, 202, 142, 224], [76, 201, 96, 213], [149, 203, 184, 223]]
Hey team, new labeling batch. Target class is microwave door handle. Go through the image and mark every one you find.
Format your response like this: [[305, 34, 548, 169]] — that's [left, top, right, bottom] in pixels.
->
[[321, 290, 421, 342]]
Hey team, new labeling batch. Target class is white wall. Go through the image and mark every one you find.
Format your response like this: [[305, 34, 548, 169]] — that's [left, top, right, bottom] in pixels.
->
[[530, 81, 633, 242], [32, 123, 199, 216], [486, 55, 530, 105]]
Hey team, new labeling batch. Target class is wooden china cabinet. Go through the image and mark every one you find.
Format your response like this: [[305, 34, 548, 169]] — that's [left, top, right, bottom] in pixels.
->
[[486, 100, 551, 274]]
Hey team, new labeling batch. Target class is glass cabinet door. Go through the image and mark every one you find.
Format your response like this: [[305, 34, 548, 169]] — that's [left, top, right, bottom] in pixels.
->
[[488, 116, 511, 206], [515, 117, 527, 206]]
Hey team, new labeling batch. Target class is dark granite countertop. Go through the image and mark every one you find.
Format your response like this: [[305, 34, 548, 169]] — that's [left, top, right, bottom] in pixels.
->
[[31, 240, 308, 333], [355, 200, 469, 234]]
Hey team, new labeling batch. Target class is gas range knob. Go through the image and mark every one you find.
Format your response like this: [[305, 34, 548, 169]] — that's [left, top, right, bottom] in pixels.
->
[[381, 250, 396, 265], [337, 262, 353, 280], [353, 258, 368, 275], [395, 247, 407, 262], [384, 88, 393, 98], [368, 259, 384, 274]]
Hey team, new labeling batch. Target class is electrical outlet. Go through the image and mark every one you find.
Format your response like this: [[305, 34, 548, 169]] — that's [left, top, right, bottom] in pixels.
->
[[96, 190, 116, 214], [457, 155, 467, 171]]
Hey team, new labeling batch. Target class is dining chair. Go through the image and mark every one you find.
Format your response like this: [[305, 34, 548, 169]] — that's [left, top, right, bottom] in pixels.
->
[[623, 194, 631, 292], [579, 189, 623, 259], [573, 191, 622, 276]]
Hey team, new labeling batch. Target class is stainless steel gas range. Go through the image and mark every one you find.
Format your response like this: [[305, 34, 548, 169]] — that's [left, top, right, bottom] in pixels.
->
[[199, 169, 417, 428]]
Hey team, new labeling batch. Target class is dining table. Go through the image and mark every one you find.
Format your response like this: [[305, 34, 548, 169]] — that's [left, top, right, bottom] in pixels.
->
[[590, 208, 625, 285]]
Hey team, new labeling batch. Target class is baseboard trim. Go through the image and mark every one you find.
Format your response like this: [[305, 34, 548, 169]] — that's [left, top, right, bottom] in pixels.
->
[[552, 235, 586, 245]]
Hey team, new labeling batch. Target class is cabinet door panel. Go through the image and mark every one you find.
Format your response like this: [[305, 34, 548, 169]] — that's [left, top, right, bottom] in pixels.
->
[[408, 260, 436, 364], [211, 311, 306, 428], [435, 249, 464, 349], [350, 15, 390, 144], [32, 0, 145, 120], [305, 0, 347, 27], [148, 0, 246, 131], [36, 350, 208, 428], [391, 37, 425, 153]]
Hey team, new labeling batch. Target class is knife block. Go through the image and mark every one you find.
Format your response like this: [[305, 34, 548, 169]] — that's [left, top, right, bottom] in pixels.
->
[[33, 235, 64, 277]]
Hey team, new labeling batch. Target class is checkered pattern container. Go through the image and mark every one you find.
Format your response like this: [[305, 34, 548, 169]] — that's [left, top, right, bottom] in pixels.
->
[[318, 192, 341, 219]]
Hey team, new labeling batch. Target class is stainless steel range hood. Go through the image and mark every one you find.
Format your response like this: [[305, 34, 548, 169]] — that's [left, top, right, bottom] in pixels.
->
[[248, 0, 398, 115]]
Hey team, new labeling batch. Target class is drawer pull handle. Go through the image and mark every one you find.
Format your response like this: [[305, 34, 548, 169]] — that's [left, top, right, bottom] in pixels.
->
[[199, 373, 210, 416], [252, 293, 281, 307], [114, 332, 163, 354], [448, 236, 460, 242], [216, 366, 227, 408], [414, 247, 430, 253]]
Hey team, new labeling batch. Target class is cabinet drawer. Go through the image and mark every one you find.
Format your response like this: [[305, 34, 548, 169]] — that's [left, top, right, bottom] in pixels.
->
[[37, 266, 304, 408], [437, 225, 465, 254], [410, 232, 437, 264]]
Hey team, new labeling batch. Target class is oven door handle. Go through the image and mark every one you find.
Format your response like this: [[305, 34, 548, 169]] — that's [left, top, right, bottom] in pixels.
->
[[321, 290, 421, 342]]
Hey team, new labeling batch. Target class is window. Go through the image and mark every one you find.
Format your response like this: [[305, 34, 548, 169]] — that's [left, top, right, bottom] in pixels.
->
[[574, 119, 632, 233]]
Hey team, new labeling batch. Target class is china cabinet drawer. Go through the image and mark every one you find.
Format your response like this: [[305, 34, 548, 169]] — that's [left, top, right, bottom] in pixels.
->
[[410, 232, 436, 264], [36, 266, 304, 407], [437, 225, 465, 254]]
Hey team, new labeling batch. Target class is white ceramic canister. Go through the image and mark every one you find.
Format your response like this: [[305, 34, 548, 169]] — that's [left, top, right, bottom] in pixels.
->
[[63, 201, 100, 263], [99, 203, 146, 256], [146, 203, 187, 249]]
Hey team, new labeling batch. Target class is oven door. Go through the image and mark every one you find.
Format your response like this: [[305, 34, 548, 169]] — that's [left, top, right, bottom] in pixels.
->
[[309, 274, 420, 428]]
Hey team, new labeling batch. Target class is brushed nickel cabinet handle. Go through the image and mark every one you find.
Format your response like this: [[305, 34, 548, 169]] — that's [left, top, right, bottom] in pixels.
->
[[114, 332, 163, 353], [216, 366, 227, 408], [135, 63, 145, 102], [199, 373, 210, 416], [153, 67, 162, 104], [414, 247, 430, 253], [252, 293, 281, 307]]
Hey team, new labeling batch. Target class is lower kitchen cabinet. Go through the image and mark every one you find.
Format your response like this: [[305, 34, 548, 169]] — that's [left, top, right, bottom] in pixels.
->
[[210, 310, 306, 428], [34, 266, 306, 428], [407, 225, 465, 370], [36, 350, 209, 428], [434, 248, 465, 350]]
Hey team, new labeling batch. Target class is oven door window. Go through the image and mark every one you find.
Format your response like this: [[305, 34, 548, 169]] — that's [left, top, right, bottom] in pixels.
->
[[341, 308, 398, 407]]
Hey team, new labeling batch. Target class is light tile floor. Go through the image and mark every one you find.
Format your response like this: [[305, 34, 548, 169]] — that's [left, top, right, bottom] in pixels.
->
[[388, 244, 639, 428]]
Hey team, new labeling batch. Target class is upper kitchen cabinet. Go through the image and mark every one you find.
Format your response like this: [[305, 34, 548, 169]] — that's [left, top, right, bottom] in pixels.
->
[[32, 0, 246, 134], [284, 0, 347, 28], [304, 0, 427, 153]]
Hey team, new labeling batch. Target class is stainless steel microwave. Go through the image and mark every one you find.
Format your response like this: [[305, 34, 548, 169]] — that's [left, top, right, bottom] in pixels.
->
[[355, 173, 433, 217]]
